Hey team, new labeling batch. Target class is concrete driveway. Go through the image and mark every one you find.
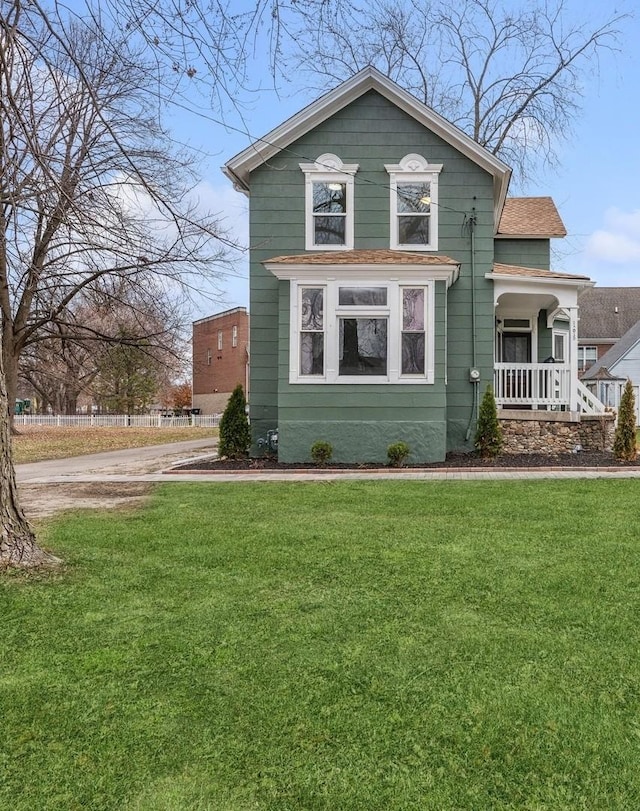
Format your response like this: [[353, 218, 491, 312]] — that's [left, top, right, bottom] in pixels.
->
[[15, 437, 219, 483]]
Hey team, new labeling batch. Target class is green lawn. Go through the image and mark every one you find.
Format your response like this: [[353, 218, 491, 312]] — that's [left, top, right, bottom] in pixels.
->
[[3, 479, 640, 810]]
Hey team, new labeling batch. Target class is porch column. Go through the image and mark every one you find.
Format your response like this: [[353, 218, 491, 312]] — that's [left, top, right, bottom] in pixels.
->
[[567, 307, 579, 411]]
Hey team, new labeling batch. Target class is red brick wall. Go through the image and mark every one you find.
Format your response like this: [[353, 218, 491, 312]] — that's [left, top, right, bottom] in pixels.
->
[[192, 308, 248, 412]]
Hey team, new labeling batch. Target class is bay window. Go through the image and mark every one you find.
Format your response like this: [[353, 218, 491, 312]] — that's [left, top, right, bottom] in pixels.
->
[[291, 279, 435, 384]]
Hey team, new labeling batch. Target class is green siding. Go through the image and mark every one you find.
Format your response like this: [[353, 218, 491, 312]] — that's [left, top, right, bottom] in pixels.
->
[[248, 89, 497, 462], [494, 239, 551, 269]]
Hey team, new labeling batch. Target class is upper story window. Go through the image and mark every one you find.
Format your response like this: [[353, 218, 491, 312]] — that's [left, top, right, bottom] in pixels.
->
[[232, 325, 238, 347], [217, 330, 223, 351], [299, 153, 358, 251], [207, 349, 212, 366], [385, 154, 442, 251]]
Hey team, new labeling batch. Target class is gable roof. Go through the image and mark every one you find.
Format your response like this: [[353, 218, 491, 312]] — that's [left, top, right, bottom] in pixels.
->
[[578, 287, 640, 341], [497, 197, 566, 238], [223, 66, 512, 229], [582, 318, 640, 380]]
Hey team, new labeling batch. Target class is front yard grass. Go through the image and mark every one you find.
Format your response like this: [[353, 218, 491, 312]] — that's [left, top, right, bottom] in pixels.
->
[[3, 479, 640, 810], [12, 425, 218, 463]]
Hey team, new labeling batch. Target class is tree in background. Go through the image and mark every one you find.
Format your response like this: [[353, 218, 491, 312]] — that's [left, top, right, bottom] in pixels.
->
[[218, 384, 250, 459], [17, 277, 187, 415], [613, 380, 637, 462], [169, 382, 193, 412], [282, 0, 626, 183], [0, 10, 229, 429]]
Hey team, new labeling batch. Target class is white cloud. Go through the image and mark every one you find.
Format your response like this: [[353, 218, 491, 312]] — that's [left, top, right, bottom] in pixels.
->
[[585, 207, 640, 265], [190, 180, 249, 254]]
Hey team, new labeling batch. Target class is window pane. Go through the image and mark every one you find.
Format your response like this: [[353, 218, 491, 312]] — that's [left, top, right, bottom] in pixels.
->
[[338, 287, 387, 306], [301, 288, 323, 330], [300, 332, 324, 375], [339, 318, 387, 376], [402, 333, 425, 374], [397, 182, 431, 213], [402, 288, 424, 330], [312, 182, 346, 213], [553, 334, 565, 361], [398, 215, 430, 245], [314, 215, 346, 245]]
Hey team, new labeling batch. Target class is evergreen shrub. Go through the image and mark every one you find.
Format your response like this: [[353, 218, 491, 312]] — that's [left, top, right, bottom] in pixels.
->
[[310, 440, 333, 466], [613, 379, 637, 461], [218, 384, 250, 459], [387, 441, 411, 467], [475, 384, 503, 459]]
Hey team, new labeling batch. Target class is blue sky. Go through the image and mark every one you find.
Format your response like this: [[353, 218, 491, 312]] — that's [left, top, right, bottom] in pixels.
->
[[181, 0, 640, 318]]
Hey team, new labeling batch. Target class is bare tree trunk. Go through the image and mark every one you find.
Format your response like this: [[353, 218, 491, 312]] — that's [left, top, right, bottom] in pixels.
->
[[0, 339, 59, 568], [1, 327, 18, 432]]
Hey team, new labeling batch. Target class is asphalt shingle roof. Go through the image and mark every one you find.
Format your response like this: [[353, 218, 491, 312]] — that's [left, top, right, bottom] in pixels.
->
[[578, 287, 640, 340], [498, 197, 567, 237], [493, 263, 590, 280], [265, 250, 459, 265]]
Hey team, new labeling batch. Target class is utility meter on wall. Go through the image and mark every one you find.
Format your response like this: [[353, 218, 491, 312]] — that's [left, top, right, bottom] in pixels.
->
[[469, 368, 481, 383]]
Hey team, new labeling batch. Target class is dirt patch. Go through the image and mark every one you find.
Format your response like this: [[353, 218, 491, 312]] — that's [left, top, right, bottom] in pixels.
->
[[18, 482, 154, 519]]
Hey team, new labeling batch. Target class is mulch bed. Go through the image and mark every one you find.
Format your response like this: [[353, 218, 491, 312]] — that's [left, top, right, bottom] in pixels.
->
[[174, 451, 640, 472]]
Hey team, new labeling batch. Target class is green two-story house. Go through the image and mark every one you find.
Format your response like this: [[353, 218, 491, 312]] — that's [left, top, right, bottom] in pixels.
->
[[223, 67, 604, 463]]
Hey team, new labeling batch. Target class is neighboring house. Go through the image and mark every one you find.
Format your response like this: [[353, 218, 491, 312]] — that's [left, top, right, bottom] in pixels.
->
[[580, 289, 640, 420], [192, 307, 249, 414], [578, 287, 640, 375], [223, 67, 604, 463]]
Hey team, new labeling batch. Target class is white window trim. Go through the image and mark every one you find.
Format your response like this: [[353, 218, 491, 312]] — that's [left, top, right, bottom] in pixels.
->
[[288, 276, 436, 385], [217, 330, 223, 351], [232, 325, 238, 347], [385, 154, 442, 251], [578, 345, 598, 371], [299, 153, 359, 251], [552, 329, 568, 363]]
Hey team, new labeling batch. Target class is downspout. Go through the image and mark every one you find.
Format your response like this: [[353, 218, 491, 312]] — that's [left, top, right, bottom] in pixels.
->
[[465, 208, 480, 441]]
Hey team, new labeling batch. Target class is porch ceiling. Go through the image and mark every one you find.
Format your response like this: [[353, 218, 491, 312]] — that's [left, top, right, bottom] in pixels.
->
[[487, 263, 593, 310], [495, 291, 560, 315]]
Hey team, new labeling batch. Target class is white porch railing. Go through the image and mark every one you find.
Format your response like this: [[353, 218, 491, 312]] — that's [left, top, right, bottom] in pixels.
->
[[494, 363, 572, 409], [576, 379, 606, 415], [494, 364, 607, 414]]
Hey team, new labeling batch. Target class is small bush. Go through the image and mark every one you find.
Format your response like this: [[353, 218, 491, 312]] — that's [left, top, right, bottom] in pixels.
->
[[387, 441, 410, 467], [613, 379, 637, 461], [475, 384, 503, 459], [310, 440, 333, 466], [218, 384, 250, 459]]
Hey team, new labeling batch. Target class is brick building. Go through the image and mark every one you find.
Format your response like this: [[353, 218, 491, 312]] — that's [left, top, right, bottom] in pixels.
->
[[192, 307, 249, 414]]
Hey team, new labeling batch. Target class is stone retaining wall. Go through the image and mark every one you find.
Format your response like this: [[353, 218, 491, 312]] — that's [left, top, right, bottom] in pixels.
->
[[499, 410, 615, 455]]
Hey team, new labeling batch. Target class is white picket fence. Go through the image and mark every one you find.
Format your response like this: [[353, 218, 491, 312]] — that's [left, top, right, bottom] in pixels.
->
[[14, 414, 221, 428]]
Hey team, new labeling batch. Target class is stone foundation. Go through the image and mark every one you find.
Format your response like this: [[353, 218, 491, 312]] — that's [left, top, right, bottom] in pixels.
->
[[499, 410, 615, 455]]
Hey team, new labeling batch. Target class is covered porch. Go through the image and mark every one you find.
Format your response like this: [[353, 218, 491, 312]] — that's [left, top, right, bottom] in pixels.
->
[[486, 264, 605, 415]]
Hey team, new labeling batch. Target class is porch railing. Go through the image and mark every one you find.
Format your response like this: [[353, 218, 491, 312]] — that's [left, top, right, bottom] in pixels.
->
[[576, 379, 606, 415], [494, 363, 572, 409]]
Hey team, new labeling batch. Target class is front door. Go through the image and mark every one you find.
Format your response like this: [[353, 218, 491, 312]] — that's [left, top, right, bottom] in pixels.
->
[[501, 332, 532, 404], [502, 332, 531, 363]]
